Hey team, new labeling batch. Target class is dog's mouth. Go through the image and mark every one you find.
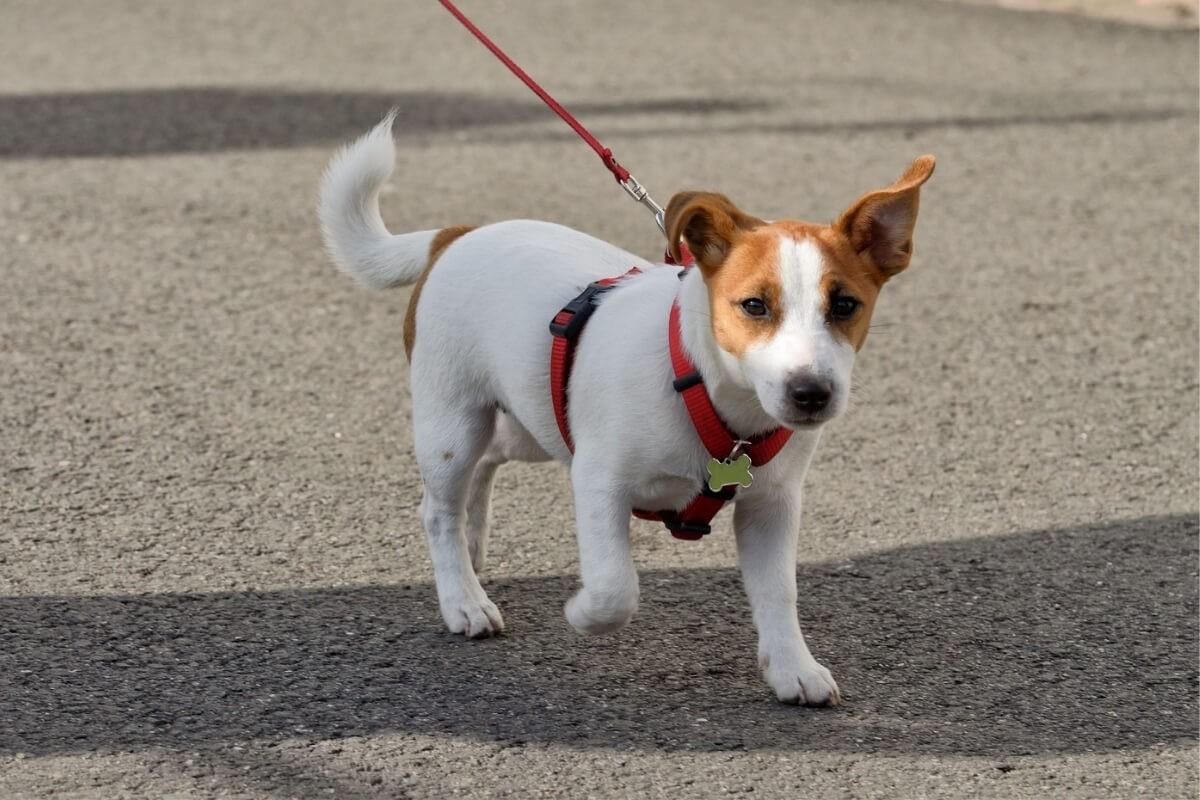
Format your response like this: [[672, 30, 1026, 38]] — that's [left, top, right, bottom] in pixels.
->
[[780, 411, 835, 430]]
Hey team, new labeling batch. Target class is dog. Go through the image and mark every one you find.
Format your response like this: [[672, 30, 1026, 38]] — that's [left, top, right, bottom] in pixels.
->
[[319, 113, 934, 706]]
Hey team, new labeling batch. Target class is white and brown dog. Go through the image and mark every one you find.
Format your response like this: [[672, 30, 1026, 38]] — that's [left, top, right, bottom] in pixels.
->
[[319, 113, 933, 706]]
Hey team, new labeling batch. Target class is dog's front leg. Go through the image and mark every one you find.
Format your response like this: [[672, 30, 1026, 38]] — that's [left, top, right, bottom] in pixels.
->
[[564, 457, 639, 635], [734, 492, 840, 706]]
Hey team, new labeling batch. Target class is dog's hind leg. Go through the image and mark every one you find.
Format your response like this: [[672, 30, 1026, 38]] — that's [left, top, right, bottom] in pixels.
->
[[464, 443, 503, 575], [463, 411, 550, 573], [413, 395, 504, 638]]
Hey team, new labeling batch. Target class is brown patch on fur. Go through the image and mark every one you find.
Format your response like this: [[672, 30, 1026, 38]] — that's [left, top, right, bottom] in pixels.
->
[[679, 156, 934, 356], [664, 191, 771, 357], [663, 191, 764, 270], [403, 225, 475, 360], [813, 227, 883, 351], [835, 155, 935, 278], [704, 221, 884, 356], [702, 225, 785, 356]]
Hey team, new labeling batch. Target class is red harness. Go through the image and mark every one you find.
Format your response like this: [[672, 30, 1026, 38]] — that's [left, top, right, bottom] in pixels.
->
[[548, 255, 792, 540], [436, 3, 792, 537], [438, 1, 790, 537]]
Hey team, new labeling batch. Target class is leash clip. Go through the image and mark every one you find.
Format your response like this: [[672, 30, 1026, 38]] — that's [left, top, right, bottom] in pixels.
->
[[620, 173, 667, 235]]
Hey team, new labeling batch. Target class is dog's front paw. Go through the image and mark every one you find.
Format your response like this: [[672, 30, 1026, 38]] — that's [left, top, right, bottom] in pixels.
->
[[761, 653, 841, 707], [564, 588, 637, 635], [439, 592, 505, 639]]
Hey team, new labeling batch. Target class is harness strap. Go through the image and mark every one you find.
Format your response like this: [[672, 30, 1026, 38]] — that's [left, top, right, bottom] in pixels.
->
[[636, 486, 736, 541], [667, 303, 793, 465], [549, 270, 641, 452], [548, 259, 792, 541]]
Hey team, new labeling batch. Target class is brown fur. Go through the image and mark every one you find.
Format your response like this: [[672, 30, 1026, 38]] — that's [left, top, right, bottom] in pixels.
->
[[664, 192, 769, 356], [835, 155, 935, 277], [701, 222, 885, 357], [702, 225, 787, 356], [813, 227, 882, 351], [403, 225, 475, 360], [663, 155, 934, 357], [663, 191, 764, 269]]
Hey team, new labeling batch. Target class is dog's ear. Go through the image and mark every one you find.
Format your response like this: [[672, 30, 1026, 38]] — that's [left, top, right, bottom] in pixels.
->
[[835, 155, 935, 280], [664, 191, 763, 271]]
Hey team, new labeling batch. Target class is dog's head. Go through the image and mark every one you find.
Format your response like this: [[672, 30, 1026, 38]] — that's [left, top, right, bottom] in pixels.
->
[[665, 156, 934, 430]]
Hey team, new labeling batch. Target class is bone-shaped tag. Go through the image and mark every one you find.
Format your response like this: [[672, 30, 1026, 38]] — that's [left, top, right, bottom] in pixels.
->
[[706, 453, 753, 493]]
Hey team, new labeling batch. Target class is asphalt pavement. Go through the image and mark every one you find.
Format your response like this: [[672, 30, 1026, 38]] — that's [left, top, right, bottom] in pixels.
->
[[1, 1, 1197, 797]]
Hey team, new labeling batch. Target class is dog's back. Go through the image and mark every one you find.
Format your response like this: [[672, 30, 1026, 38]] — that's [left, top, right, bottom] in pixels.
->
[[318, 113, 662, 459]]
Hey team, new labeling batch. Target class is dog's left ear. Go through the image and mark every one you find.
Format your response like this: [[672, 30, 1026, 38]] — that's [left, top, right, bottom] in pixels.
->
[[664, 191, 763, 272], [835, 155, 935, 280]]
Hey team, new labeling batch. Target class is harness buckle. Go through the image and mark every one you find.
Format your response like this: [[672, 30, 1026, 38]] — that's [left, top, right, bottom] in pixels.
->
[[663, 517, 711, 539], [548, 282, 617, 340]]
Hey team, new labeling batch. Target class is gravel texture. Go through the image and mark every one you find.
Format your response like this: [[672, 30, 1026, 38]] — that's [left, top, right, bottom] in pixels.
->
[[1, 0, 1197, 797]]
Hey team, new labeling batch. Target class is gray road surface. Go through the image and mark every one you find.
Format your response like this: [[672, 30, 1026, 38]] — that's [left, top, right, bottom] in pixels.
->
[[1, 1, 1197, 797]]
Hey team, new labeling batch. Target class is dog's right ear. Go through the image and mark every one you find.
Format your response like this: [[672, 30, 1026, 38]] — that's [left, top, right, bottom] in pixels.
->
[[664, 191, 763, 272]]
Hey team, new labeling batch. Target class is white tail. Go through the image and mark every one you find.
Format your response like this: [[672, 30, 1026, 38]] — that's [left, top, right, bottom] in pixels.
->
[[318, 111, 437, 290]]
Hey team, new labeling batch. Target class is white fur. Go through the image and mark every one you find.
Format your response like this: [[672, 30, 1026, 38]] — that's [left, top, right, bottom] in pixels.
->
[[319, 112, 438, 290], [740, 237, 856, 425], [320, 116, 843, 705]]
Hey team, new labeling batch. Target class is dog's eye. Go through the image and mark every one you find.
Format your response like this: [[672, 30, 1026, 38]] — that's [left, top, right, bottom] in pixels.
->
[[741, 298, 768, 318], [829, 294, 860, 320]]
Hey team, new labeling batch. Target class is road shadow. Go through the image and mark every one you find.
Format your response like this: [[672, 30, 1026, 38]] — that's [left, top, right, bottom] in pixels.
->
[[6, 86, 1189, 161], [0, 87, 768, 159], [476, 106, 1197, 145], [1, 514, 1195, 757]]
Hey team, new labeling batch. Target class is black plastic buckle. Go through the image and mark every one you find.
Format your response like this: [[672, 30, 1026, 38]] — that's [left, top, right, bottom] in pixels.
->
[[663, 517, 712, 537], [672, 371, 703, 393], [548, 282, 615, 340]]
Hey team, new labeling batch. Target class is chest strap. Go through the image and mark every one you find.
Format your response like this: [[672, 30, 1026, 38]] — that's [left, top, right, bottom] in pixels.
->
[[548, 270, 791, 540], [548, 270, 639, 452]]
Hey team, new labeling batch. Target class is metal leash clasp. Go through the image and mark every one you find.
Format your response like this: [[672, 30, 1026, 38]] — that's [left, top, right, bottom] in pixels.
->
[[620, 173, 667, 234], [436, 0, 672, 242]]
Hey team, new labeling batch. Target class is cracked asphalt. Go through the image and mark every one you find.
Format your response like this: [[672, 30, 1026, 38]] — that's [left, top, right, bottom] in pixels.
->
[[1, 1, 1197, 797]]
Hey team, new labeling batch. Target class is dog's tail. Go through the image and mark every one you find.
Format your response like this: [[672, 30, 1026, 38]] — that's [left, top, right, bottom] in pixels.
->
[[318, 111, 438, 290]]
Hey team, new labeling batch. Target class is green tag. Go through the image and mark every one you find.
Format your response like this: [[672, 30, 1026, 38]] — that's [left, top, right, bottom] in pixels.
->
[[706, 453, 753, 492]]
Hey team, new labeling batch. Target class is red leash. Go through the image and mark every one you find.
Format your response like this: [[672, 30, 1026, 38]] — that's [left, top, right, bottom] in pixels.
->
[[437, 0, 668, 234], [439, 1, 792, 540]]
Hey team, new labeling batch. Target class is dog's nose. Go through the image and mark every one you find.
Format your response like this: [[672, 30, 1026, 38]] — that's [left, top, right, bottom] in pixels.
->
[[787, 375, 832, 413]]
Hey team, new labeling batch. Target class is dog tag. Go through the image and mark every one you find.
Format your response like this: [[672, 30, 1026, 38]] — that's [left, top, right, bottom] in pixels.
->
[[706, 453, 754, 493]]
